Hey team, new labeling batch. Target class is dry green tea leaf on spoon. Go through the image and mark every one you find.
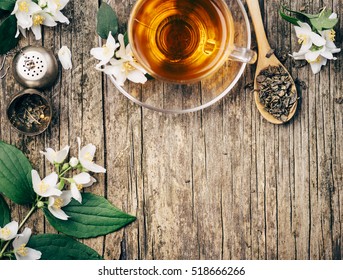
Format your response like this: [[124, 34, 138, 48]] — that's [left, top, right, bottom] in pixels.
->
[[256, 65, 297, 122]]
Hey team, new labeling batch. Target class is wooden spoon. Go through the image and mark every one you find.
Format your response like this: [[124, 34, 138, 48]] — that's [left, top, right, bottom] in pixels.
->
[[246, 0, 297, 124]]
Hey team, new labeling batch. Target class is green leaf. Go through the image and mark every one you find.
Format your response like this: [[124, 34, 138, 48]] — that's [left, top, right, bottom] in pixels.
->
[[282, 6, 319, 20], [96, 2, 118, 39], [309, 8, 338, 31], [0, 0, 16, 11], [123, 32, 129, 46], [0, 15, 19, 55], [44, 193, 136, 238], [279, 8, 300, 26], [0, 141, 35, 205], [0, 195, 10, 227], [280, 6, 339, 32], [27, 234, 103, 260]]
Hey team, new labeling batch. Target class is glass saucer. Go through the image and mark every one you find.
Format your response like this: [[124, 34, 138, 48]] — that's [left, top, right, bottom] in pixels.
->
[[108, 0, 251, 113]]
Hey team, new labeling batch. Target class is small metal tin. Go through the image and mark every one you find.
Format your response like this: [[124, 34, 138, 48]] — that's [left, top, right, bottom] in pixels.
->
[[7, 89, 52, 136], [12, 46, 59, 89]]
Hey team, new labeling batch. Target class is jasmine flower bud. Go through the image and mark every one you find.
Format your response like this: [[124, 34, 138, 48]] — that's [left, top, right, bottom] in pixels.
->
[[37, 201, 45, 208], [69, 157, 79, 168]]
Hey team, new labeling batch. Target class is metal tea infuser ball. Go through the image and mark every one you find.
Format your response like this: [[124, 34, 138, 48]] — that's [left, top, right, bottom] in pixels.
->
[[12, 46, 59, 89]]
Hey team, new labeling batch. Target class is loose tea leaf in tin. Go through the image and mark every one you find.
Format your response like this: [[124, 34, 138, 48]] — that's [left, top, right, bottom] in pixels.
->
[[7, 90, 51, 135]]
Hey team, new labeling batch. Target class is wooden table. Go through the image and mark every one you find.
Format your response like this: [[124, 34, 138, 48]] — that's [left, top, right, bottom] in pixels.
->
[[1, 0, 342, 260]]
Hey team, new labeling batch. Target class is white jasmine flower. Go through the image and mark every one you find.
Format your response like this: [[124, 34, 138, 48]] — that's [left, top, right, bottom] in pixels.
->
[[292, 47, 325, 74], [40, 145, 70, 164], [306, 45, 340, 74], [38, 0, 47, 7], [90, 32, 119, 67], [77, 137, 106, 173], [291, 21, 340, 75], [70, 173, 96, 203], [328, 12, 337, 20], [30, 10, 57, 40], [291, 50, 307, 60], [13, 228, 41, 260], [69, 157, 79, 167], [0, 221, 18, 241], [293, 46, 336, 75], [45, 0, 70, 24], [320, 29, 341, 53], [58, 46, 72, 70], [32, 170, 61, 197], [101, 33, 147, 86], [305, 46, 335, 61], [16, 26, 27, 38], [11, 0, 42, 36], [294, 21, 326, 52], [307, 54, 328, 74], [48, 190, 72, 220]]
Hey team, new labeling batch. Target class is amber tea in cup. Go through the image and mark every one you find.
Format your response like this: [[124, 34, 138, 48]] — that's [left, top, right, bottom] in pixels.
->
[[129, 0, 256, 84]]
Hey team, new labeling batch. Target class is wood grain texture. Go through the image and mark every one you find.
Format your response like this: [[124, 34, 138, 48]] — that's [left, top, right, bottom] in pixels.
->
[[0, 0, 342, 260]]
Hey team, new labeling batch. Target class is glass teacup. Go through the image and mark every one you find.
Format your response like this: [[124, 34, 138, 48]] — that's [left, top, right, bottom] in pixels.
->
[[107, 0, 254, 113], [128, 0, 256, 84]]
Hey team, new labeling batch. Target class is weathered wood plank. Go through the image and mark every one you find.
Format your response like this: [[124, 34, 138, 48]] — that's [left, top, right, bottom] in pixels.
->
[[102, 0, 143, 260], [272, 0, 296, 260], [331, 0, 343, 260], [69, 0, 106, 255], [325, 0, 342, 260], [291, 0, 311, 260]]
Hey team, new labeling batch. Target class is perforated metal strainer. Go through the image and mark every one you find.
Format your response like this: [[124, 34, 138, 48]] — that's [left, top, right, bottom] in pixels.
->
[[12, 46, 59, 89]]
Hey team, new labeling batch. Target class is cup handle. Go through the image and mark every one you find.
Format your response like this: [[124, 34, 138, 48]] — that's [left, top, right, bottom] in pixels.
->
[[228, 46, 257, 64]]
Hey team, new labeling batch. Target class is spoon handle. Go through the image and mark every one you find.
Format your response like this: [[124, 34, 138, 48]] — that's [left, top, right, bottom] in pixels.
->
[[246, 0, 272, 57]]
